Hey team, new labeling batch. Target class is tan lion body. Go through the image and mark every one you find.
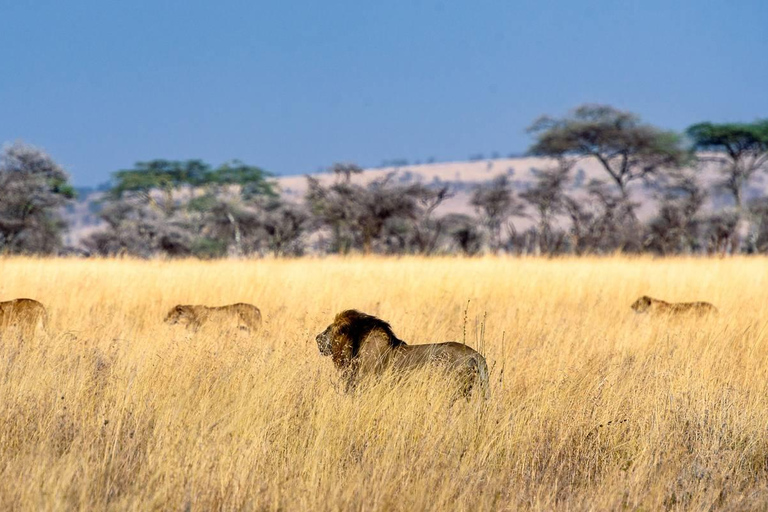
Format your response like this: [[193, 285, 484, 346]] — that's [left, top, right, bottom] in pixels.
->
[[316, 309, 490, 399], [0, 298, 48, 334], [631, 295, 718, 316], [164, 303, 262, 332]]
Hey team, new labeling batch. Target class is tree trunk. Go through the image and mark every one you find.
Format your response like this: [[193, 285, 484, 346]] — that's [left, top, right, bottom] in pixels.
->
[[731, 171, 747, 255], [618, 183, 639, 222], [226, 212, 242, 256], [164, 187, 174, 217], [732, 178, 743, 211]]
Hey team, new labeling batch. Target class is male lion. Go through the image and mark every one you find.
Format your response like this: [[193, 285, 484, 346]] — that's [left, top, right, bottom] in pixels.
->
[[631, 295, 718, 316], [0, 298, 48, 334], [316, 309, 490, 399], [164, 303, 262, 332]]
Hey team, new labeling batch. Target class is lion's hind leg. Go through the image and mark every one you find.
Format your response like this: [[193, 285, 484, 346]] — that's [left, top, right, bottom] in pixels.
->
[[458, 356, 490, 401]]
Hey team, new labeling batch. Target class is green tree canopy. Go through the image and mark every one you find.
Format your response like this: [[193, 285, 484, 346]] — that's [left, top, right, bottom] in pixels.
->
[[686, 120, 768, 209], [112, 159, 211, 196], [112, 159, 275, 195], [208, 160, 276, 198], [528, 104, 688, 215], [109, 159, 276, 216]]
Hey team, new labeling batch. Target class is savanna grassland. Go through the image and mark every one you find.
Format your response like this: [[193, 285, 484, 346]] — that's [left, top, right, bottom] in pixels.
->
[[1, 256, 767, 511]]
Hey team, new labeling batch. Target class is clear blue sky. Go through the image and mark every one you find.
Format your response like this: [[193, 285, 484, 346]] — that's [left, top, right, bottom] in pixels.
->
[[1, 0, 766, 186]]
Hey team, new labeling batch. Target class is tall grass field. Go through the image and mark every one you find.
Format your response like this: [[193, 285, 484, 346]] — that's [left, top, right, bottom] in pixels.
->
[[1, 256, 767, 510]]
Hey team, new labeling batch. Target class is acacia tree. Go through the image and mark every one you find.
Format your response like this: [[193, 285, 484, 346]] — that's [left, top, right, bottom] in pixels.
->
[[0, 142, 75, 254], [111, 159, 211, 216], [749, 198, 768, 253], [258, 198, 308, 257], [470, 174, 524, 254], [442, 213, 484, 256], [87, 158, 276, 257], [686, 120, 768, 210], [645, 173, 706, 255], [397, 184, 451, 255], [562, 180, 643, 254], [519, 161, 571, 254], [306, 166, 446, 254], [329, 162, 363, 183], [190, 161, 276, 256], [528, 104, 688, 218], [305, 175, 360, 254], [355, 174, 422, 253]]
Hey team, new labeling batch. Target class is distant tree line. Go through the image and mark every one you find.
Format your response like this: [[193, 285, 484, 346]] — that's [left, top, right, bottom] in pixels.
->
[[1, 104, 767, 257]]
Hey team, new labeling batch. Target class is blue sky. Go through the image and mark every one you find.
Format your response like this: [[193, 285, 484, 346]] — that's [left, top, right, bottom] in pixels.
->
[[1, 0, 766, 186]]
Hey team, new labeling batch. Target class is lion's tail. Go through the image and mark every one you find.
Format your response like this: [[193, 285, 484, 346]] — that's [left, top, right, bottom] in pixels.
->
[[474, 355, 491, 400]]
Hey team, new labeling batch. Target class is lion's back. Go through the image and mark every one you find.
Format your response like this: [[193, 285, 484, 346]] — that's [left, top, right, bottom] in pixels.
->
[[393, 341, 490, 397], [228, 303, 262, 328], [669, 301, 718, 315], [415, 341, 484, 360], [201, 303, 262, 330], [653, 299, 718, 316], [0, 298, 48, 330]]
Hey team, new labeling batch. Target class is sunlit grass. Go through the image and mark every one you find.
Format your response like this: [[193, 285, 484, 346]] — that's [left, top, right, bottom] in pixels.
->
[[0, 256, 767, 510]]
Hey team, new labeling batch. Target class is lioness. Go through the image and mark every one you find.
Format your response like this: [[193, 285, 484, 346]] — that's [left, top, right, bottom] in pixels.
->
[[0, 298, 48, 334], [631, 295, 717, 316], [164, 303, 262, 332], [316, 309, 490, 399]]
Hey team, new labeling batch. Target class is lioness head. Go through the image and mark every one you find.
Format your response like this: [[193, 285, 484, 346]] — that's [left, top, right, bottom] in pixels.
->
[[630, 296, 653, 313], [164, 305, 194, 325]]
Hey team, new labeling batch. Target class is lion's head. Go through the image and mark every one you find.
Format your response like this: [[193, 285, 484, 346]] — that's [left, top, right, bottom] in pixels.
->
[[315, 309, 403, 369], [164, 305, 194, 325], [630, 296, 653, 313]]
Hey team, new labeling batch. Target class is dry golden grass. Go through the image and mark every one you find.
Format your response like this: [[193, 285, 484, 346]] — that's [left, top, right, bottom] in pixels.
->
[[1, 256, 767, 510]]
